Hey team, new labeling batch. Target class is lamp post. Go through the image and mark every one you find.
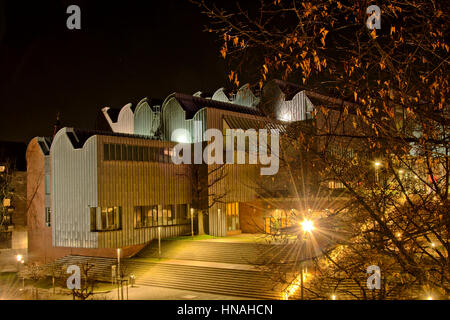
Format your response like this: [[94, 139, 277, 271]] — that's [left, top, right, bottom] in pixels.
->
[[218, 209, 221, 233], [374, 161, 381, 182], [158, 226, 161, 258], [16, 255, 25, 290], [299, 219, 315, 300], [190, 208, 194, 239], [117, 248, 121, 300]]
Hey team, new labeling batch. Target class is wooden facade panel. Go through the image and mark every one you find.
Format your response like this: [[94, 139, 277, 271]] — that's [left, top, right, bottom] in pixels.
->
[[205, 108, 263, 236], [97, 136, 192, 248]]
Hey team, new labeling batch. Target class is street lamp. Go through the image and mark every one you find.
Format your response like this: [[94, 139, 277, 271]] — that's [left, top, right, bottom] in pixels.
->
[[300, 219, 315, 233], [16, 255, 25, 290], [374, 161, 381, 182], [158, 227, 161, 258], [297, 219, 315, 299]]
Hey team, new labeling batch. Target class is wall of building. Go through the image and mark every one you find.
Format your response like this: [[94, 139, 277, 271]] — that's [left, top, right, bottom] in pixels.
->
[[96, 135, 192, 248], [134, 98, 160, 137], [161, 95, 207, 143], [205, 108, 264, 236], [51, 129, 99, 248]]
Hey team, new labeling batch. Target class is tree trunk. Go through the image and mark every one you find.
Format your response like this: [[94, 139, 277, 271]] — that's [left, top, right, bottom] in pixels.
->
[[198, 210, 205, 235]]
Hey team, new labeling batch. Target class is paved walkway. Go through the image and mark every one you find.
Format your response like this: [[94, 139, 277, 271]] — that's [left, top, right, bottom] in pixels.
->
[[133, 258, 260, 271], [198, 233, 269, 243], [102, 284, 252, 300]]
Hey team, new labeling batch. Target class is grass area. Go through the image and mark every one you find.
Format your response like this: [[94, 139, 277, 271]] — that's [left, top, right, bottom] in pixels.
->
[[32, 277, 53, 289], [165, 234, 220, 241], [93, 282, 117, 293], [0, 272, 17, 281]]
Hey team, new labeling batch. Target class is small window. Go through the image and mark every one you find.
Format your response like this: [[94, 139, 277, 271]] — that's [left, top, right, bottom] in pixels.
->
[[90, 207, 97, 231], [127, 145, 132, 160], [115, 144, 122, 161], [165, 205, 173, 225], [104, 144, 110, 161], [45, 207, 51, 227], [152, 206, 158, 226], [149, 147, 157, 162], [110, 144, 116, 161], [158, 148, 165, 162], [157, 205, 163, 225], [143, 147, 149, 161], [45, 175, 51, 195], [93, 206, 121, 231], [122, 145, 128, 161]]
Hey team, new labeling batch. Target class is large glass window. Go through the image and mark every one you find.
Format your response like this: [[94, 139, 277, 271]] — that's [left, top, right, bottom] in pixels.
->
[[90, 206, 122, 231], [45, 174, 51, 195], [134, 206, 155, 228], [103, 143, 173, 163], [104, 144, 110, 161], [133, 204, 188, 228]]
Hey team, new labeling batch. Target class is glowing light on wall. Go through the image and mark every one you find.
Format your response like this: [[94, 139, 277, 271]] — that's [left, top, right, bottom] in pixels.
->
[[300, 219, 315, 233], [171, 128, 191, 143]]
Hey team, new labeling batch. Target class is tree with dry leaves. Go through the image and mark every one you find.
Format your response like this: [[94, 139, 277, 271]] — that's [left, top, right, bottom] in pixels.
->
[[196, 0, 449, 299]]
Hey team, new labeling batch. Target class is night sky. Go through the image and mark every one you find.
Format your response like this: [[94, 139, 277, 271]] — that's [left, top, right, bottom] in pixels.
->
[[0, 0, 229, 143]]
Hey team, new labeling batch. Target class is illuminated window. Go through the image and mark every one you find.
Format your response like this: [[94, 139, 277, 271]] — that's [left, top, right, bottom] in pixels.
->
[[90, 207, 122, 231], [226, 202, 240, 231], [2, 198, 11, 207], [328, 180, 345, 189], [45, 175, 51, 195], [134, 206, 155, 228], [45, 207, 51, 227]]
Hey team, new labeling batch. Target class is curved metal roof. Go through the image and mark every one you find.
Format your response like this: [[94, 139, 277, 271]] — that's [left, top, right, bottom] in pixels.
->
[[174, 92, 264, 119]]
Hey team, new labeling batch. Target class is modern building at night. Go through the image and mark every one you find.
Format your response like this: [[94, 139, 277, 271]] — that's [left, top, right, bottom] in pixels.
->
[[26, 80, 349, 262]]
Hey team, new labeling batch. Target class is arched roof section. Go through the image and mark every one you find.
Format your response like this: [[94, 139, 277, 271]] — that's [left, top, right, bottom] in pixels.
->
[[101, 103, 134, 134], [234, 83, 259, 107], [211, 87, 231, 103], [134, 98, 160, 137]]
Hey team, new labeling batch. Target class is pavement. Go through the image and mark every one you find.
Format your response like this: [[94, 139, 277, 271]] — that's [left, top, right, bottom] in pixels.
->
[[102, 284, 252, 300], [133, 257, 260, 271]]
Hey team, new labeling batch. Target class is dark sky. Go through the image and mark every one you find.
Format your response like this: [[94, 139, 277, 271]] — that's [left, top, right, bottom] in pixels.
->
[[0, 0, 228, 143]]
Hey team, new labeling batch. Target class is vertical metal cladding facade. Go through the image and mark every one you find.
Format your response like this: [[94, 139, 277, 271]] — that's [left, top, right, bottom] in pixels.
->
[[206, 108, 261, 237], [50, 129, 192, 249], [96, 136, 192, 248], [162, 95, 207, 143], [134, 99, 160, 137], [276, 91, 314, 122], [51, 128, 99, 248]]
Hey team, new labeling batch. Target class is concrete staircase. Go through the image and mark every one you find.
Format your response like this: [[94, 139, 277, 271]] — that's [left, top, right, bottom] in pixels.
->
[[124, 259, 283, 299], [135, 240, 298, 265], [41, 239, 301, 300]]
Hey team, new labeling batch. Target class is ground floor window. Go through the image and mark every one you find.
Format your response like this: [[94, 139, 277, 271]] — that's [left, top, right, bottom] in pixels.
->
[[134, 204, 189, 228], [45, 207, 51, 227], [264, 209, 294, 234], [90, 207, 122, 231], [0, 231, 12, 249], [226, 202, 240, 231]]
